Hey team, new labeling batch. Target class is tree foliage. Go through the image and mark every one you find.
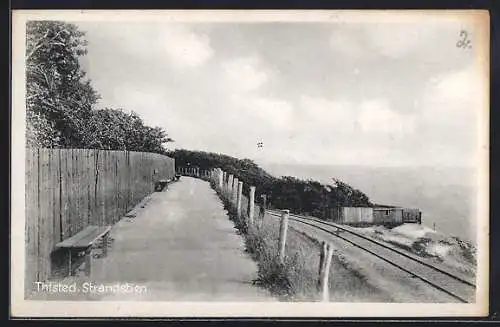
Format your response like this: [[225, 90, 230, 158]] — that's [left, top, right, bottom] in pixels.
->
[[26, 21, 98, 147], [81, 108, 173, 153], [168, 150, 373, 217], [25, 21, 173, 153]]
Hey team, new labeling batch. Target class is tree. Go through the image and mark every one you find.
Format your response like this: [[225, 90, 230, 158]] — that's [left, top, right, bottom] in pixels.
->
[[26, 21, 99, 147], [25, 22, 174, 153], [81, 108, 174, 153]]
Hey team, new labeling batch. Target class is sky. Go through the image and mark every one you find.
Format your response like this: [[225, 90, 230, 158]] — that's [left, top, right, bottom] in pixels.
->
[[75, 15, 486, 168]]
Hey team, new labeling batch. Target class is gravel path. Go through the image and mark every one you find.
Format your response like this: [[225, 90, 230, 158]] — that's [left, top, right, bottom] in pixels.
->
[[83, 177, 275, 301]]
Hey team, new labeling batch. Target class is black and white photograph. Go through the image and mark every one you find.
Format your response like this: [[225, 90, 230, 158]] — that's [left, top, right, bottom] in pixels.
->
[[11, 10, 489, 317]]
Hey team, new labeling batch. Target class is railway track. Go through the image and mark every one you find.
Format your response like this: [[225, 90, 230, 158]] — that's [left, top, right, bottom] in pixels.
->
[[267, 210, 476, 303]]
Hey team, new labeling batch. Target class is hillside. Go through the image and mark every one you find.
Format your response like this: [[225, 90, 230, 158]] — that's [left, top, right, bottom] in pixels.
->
[[167, 149, 372, 218]]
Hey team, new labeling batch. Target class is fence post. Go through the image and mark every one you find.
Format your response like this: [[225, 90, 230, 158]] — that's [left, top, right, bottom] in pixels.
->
[[318, 242, 334, 302], [227, 174, 234, 201], [218, 168, 223, 190], [278, 209, 290, 263], [222, 171, 227, 194], [237, 181, 243, 218], [248, 186, 256, 226], [232, 177, 239, 206], [258, 194, 267, 229]]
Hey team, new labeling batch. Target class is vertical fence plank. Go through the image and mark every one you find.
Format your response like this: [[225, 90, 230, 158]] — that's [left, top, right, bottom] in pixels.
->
[[115, 152, 120, 223], [68, 149, 76, 236], [105, 151, 112, 225], [74, 149, 82, 234], [34, 148, 41, 282], [116, 152, 121, 222], [104, 151, 110, 225], [127, 152, 132, 210], [59, 150, 67, 241], [79, 149, 88, 229], [76, 149, 83, 233], [81, 149, 90, 226], [126, 151, 131, 213], [24, 148, 32, 295], [114, 152, 120, 223], [38, 148, 52, 280], [98, 150, 105, 226], [89, 149, 97, 226], [25, 148, 38, 296], [51, 148, 61, 247]]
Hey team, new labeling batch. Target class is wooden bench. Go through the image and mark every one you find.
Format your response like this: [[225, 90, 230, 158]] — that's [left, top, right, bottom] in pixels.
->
[[56, 225, 111, 277]]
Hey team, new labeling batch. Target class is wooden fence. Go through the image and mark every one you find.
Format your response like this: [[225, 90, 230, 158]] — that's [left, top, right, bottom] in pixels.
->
[[25, 148, 175, 294]]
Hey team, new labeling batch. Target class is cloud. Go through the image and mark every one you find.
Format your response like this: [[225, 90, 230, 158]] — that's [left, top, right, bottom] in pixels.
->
[[419, 64, 482, 136], [76, 21, 481, 167], [110, 86, 171, 126], [299, 95, 356, 133], [298, 95, 415, 137], [230, 94, 294, 130], [364, 23, 428, 58], [222, 55, 293, 130], [424, 65, 482, 113], [157, 25, 214, 68], [358, 99, 416, 136], [416, 64, 483, 165], [329, 28, 365, 58], [223, 56, 268, 92], [329, 21, 458, 62], [80, 23, 214, 70]]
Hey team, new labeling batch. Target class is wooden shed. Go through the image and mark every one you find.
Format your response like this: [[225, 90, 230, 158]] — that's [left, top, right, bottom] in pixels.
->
[[373, 207, 403, 225], [328, 206, 422, 227], [331, 207, 374, 225], [402, 208, 422, 224]]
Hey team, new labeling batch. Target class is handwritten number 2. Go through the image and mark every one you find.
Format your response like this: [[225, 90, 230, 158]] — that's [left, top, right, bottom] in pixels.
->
[[456, 30, 472, 49]]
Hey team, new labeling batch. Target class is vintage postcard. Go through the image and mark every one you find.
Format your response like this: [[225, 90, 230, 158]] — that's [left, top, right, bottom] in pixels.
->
[[11, 10, 489, 318]]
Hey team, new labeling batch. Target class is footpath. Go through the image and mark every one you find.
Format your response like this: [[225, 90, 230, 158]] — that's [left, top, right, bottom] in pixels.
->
[[83, 176, 274, 301]]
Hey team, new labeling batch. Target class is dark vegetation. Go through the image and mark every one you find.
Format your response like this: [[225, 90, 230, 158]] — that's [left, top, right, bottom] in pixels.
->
[[168, 149, 373, 217], [26, 21, 173, 152]]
